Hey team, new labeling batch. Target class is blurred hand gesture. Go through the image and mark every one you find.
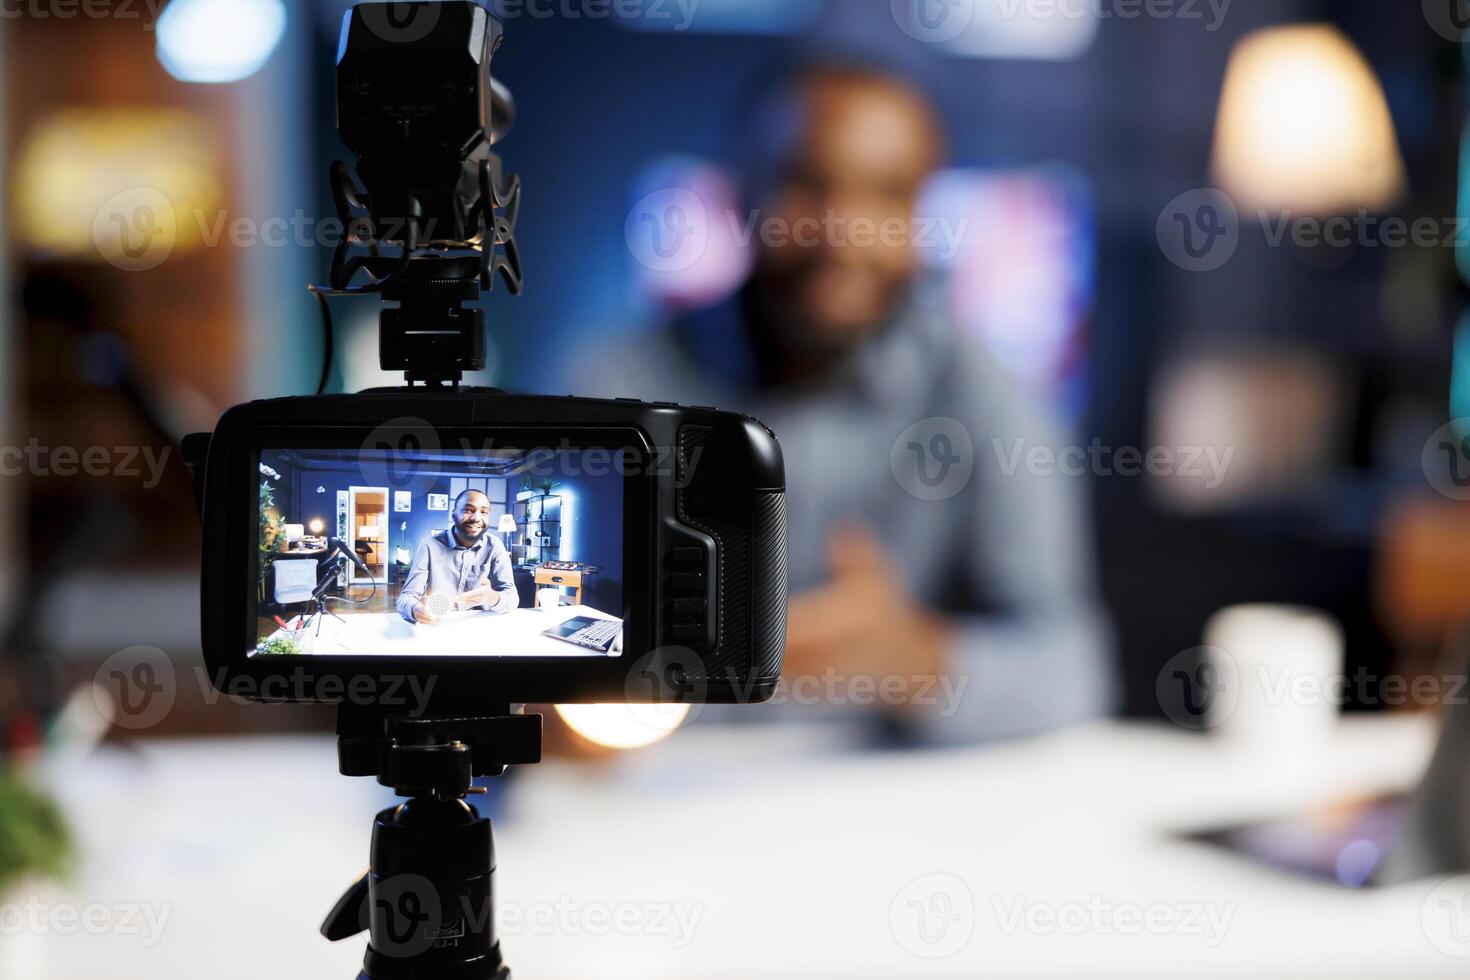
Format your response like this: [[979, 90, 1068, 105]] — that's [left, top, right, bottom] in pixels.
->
[[782, 525, 949, 705]]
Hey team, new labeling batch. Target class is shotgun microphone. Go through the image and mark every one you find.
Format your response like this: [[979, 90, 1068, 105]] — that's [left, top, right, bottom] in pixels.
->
[[330, 536, 373, 577]]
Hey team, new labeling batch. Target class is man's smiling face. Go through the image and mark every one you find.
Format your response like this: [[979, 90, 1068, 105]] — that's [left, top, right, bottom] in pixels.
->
[[454, 490, 493, 544]]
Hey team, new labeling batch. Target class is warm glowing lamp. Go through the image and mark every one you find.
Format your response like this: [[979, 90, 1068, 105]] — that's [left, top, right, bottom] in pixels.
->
[[1211, 24, 1404, 215], [13, 108, 222, 265], [554, 704, 691, 750], [309, 519, 324, 535]]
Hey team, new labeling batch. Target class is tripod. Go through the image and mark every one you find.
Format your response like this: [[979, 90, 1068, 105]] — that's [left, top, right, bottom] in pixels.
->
[[322, 706, 542, 979], [306, 553, 350, 631]]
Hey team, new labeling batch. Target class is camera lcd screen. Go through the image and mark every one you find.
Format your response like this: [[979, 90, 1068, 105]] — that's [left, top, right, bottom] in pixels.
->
[[254, 445, 626, 658]]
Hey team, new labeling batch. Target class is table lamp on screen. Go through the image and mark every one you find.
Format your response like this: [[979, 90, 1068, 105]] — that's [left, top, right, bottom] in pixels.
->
[[498, 513, 516, 548]]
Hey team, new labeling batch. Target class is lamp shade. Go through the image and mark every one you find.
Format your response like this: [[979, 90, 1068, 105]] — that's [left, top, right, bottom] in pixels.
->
[[1211, 24, 1404, 215], [498, 514, 518, 533]]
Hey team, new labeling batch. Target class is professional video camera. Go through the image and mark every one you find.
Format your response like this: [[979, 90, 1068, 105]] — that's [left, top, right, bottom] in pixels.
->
[[181, 3, 789, 976]]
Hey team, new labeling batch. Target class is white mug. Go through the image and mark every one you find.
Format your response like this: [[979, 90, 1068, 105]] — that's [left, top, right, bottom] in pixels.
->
[[1202, 603, 1343, 749], [536, 588, 561, 611]]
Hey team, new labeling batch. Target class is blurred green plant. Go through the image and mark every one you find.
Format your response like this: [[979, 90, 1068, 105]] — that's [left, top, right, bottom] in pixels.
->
[[0, 766, 71, 895]]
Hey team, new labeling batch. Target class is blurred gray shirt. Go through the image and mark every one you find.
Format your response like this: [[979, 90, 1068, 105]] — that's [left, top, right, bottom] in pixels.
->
[[562, 287, 1117, 743]]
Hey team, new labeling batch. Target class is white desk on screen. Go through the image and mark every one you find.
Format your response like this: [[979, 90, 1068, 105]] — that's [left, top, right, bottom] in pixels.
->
[[264, 605, 620, 657], [32, 716, 1465, 980]]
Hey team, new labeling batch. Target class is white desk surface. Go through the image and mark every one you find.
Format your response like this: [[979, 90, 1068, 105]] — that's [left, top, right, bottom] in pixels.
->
[[21, 715, 1466, 980], [263, 605, 620, 657]]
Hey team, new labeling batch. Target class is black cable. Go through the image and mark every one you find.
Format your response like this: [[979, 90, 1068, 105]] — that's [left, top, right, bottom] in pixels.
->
[[325, 574, 378, 605], [307, 216, 419, 395], [310, 285, 334, 395]]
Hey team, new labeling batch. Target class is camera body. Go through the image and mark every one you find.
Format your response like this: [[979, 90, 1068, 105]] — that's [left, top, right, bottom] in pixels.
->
[[188, 389, 788, 707], [181, 0, 788, 715]]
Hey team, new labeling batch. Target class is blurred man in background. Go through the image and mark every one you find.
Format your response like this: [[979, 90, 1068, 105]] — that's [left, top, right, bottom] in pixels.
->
[[566, 59, 1116, 743]]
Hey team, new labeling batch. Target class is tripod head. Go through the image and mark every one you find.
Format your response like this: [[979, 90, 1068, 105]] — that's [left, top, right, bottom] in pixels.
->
[[319, 0, 523, 389], [323, 705, 542, 979], [334, 704, 542, 787]]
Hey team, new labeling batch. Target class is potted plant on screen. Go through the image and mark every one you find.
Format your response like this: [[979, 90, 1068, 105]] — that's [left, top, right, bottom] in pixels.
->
[[258, 466, 285, 602]]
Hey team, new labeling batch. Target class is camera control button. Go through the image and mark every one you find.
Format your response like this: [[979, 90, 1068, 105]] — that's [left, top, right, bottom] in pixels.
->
[[672, 546, 703, 567], [672, 597, 705, 618], [672, 571, 704, 591]]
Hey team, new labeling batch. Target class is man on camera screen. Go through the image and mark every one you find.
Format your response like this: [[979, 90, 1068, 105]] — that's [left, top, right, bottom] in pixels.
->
[[396, 489, 519, 624]]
